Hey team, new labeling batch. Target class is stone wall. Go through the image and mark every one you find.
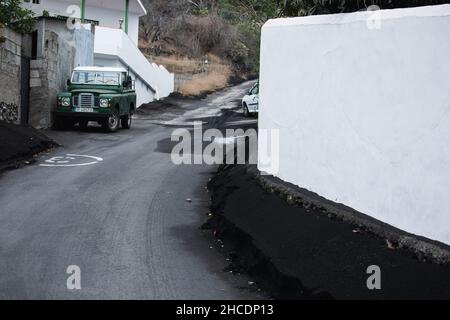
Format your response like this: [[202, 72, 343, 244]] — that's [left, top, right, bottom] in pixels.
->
[[0, 26, 22, 122]]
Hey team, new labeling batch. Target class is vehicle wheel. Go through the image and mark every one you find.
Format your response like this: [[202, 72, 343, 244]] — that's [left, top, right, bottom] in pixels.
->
[[243, 104, 250, 117], [103, 109, 120, 132], [79, 120, 88, 130], [121, 112, 132, 129]]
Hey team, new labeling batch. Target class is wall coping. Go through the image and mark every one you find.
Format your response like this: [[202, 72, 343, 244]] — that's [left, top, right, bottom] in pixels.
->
[[263, 4, 450, 29]]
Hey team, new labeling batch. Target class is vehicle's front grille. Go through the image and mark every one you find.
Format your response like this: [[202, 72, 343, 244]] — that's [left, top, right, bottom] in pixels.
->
[[79, 93, 94, 108], [72, 94, 99, 108]]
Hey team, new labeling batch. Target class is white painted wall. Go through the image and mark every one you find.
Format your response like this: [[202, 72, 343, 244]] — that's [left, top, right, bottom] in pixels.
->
[[94, 27, 174, 106], [259, 5, 450, 245], [84, 5, 140, 45], [22, 0, 143, 44], [95, 56, 155, 106]]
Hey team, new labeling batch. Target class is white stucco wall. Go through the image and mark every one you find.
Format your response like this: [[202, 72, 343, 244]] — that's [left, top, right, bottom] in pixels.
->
[[94, 27, 174, 106], [94, 56, 155, 107], [23, 0, 142, 44], [259, 5, 450, 245]]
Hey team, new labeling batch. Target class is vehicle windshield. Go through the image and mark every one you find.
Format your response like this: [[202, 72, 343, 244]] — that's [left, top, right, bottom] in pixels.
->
[[71, 71, 121, 85], [250, 84, 259, 95]]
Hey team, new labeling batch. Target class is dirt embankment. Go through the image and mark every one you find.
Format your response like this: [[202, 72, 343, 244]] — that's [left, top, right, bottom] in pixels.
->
[[145, 54, 256, 97], [204, 164, 450, 300], [0, 122, 56, 172]]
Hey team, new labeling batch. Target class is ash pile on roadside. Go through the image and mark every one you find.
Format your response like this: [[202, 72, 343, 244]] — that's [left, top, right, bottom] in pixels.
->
[[204, 164, 333, 300], [0, 121, 56, 172], [136, 94, 195, 121], [203, 164, 450, 299]]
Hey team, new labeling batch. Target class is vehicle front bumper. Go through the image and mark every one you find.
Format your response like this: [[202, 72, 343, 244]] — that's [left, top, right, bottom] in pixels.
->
[[54, 107, 113, 120], [247, 105, 259, 113]]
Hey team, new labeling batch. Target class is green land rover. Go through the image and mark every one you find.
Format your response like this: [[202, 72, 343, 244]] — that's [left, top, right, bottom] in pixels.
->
[[55, 67, 136, 132]]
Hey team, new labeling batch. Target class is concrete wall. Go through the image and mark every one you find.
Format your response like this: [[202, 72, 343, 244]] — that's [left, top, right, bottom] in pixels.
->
[[38, 19, 94, 67], [0, 26, 22, 115], [29, 19, 94, 128], [86, 6, 140, 45], [29, 30, 75, 128], [174, 72, 209, 92], [95, 55, 155, 106], [174, 73, 194, 92], [73, 24, 95, 67], [23, 0, 144, 45], [94, 27, 174, 106], [259, 5, 450, 245]]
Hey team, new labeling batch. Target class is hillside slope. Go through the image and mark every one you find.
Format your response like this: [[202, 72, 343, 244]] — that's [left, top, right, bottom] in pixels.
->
[[138, 0, 261, 95]]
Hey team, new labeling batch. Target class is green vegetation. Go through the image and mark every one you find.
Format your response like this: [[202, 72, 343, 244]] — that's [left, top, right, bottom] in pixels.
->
[[274, 0, 450, 16], [0, 0, 35, 34]]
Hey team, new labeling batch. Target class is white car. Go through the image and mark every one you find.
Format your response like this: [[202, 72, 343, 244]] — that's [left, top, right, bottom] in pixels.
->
[[241, 82, 259, 117]]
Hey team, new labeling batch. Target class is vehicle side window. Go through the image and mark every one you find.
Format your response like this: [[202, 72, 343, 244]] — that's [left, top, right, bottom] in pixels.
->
[[251, 85, 259, 95]]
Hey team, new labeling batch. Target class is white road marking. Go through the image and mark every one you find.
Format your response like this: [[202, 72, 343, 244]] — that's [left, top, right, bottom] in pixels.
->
[[40, 154, 103, 167]]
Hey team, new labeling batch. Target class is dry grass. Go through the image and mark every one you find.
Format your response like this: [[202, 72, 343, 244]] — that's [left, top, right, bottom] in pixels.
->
[[145, 55, 201, 74], [142, 52, 233, 96], [178, 64, 232, 96]]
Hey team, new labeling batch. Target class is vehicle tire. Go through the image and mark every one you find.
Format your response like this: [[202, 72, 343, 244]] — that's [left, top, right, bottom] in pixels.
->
[[103, 108, 120, 132], [121, 112, 132, 129], [79, 120, 88, 130], [243, 103, 250, 117]]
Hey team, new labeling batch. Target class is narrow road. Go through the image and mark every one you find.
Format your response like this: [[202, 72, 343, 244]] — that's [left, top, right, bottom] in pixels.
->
[[0, 82, 260, 299]]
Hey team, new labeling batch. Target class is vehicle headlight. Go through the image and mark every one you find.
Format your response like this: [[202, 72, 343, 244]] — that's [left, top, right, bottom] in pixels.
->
[[99, 98, 110, 108], [61, 97, 71, 107]]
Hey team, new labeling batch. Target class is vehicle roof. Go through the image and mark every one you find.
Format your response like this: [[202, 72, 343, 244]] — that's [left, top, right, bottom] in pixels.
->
[[73, 66, 128, 73]]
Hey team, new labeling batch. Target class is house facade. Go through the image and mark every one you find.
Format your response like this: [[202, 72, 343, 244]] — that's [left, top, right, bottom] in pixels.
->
[[21, 0, 174, 126]]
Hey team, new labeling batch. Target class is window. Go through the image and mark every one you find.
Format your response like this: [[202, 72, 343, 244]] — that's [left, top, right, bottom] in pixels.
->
[[96, 72, 121, 85], [71, 71, 121, 85], [250, 84, 259, 95]]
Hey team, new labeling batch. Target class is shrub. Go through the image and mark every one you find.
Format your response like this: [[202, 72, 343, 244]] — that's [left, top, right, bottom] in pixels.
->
[[0, 0, 35, 34]]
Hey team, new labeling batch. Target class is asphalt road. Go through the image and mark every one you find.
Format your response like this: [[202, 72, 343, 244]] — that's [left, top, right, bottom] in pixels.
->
[[0, 81, 260, 299]]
